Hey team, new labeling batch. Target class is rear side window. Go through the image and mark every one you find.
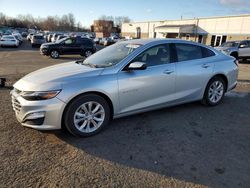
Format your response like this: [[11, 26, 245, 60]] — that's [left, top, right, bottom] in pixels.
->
[[175, 43, 202, 62], [201, 47, 215, 58], [77, 38, 93, 45]]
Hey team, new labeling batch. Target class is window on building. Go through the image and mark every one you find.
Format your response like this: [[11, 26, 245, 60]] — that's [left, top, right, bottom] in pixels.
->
[[198, 35, 203, 43], [222, 36, 227, 44], [175, 43, 203, 62], [185, 34, 190, 40], [211, 35, 216, 46], [136, 27, 141, 39], [153, 32, 156, 38]]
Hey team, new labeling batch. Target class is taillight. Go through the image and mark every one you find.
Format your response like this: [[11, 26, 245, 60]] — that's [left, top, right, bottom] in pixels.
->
[[234, 59, 239, 66]]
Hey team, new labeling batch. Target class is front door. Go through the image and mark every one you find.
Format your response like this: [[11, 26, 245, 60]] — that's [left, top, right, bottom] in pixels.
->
[[239, 41, 250, 57], [61, 38, 80, 54], [117, 44, 176, 114]]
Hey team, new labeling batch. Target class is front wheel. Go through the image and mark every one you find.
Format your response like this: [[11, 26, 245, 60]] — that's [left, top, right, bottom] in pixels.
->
[[202, 77, 226, 106], [63, 94, 111, 137]]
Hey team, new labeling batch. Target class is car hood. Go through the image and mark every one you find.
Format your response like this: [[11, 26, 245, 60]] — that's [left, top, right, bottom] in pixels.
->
[[214, 46, 236, 51], [14, 62, 103, 91]]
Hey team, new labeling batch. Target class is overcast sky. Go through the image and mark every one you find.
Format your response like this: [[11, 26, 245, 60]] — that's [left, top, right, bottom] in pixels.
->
[[1, 0, 250, 27]]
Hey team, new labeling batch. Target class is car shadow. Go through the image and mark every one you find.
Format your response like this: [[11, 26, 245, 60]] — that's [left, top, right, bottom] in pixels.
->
[[55, 91, 250, 188]]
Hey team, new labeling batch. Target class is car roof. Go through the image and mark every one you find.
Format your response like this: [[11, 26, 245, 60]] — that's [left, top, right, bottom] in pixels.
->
[[121, 38, 201, 46]]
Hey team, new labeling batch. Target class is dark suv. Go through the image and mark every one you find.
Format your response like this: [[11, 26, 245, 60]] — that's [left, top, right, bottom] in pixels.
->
[[40, 37, 96, 59]]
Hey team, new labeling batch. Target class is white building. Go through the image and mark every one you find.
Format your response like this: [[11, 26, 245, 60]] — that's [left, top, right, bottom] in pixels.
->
[[122, 14, 250, 46]]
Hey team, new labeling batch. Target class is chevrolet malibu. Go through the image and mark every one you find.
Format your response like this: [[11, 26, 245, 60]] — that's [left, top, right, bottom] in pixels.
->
[[11, 39, 238, 137]]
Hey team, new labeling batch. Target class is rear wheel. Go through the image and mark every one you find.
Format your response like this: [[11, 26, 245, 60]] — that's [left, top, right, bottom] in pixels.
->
[[50, 50, 60, 59], [202, 77, 226, 106], [64, 94, 111, 137]]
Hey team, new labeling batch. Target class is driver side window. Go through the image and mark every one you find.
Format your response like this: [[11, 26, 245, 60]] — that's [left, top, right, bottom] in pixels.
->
[[132, 44, 170, 67], [64, 38, 73, 45]]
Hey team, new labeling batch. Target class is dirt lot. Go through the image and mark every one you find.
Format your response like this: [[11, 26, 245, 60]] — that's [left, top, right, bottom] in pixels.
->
[[0, 40, 250, 188]]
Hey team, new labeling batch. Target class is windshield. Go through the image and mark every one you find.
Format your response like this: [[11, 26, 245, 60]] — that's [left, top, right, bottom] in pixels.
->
[[56, 37, 68, 43], [221, 42, 239, 47], [81, 42, 142, 68], [34, 36, 44, 39]]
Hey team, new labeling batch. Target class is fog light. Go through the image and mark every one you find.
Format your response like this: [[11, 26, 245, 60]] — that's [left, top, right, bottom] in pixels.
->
[[23, 111, 45, 121]]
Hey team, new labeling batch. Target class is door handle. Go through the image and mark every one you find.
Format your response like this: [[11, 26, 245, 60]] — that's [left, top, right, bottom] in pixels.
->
[[201, 64, 210, 68], [163, 70, 174, 74]]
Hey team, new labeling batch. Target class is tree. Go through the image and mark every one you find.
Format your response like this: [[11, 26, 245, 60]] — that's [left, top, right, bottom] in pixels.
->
[[98, 15, 131, 27], [0, 12, 7, 26], [114, 16, 131, 27]]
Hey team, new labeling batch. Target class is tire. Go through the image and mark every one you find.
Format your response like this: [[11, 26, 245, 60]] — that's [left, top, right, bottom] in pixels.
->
[[202, 77, 226, 106], [230, 52, 238, 60], [50, 50, 60, 59], [63, 94, 111, 137], [84, 50, 93, 57]]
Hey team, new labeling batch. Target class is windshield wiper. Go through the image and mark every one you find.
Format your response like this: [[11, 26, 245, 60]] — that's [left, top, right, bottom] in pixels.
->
[[75, 60, 97, 68]]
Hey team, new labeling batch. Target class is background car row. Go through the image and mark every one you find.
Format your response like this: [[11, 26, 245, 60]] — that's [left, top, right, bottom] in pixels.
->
[[0, 32, 23, 47]]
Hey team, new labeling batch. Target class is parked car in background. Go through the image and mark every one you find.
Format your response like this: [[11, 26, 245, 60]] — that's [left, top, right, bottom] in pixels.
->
[[21, 32, 28, 37], [40, 36, 96, 58], [47, 34, 53, 42], [13, 33, 23, 44], [27, 33, 34, 41], [51, 33, 63, 43], [0, 35, 19, 47], [12, 39, 238, 137], [215, 40, 250, 61], [99, 37, 107, 45], [94, 37, 102, 44], [103, 37, 116, 46], [31, 34, 46, 47]]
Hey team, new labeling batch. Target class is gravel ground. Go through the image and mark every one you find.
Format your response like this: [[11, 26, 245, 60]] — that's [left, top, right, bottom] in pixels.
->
[[1, 82, 250, 187], [0, 41, 250, 187]]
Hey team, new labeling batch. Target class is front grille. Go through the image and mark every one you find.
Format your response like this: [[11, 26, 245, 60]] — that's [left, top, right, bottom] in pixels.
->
[[11, 95, 21, 113]]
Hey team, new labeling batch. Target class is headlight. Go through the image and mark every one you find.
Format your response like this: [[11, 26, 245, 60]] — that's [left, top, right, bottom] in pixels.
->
[[20, 90, 61, 101], [223, 49, 231, 53]]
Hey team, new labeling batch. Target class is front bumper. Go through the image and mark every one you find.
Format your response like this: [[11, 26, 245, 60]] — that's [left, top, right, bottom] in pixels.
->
[[11, 90, 66, 130], [40, 48, 49, 55]]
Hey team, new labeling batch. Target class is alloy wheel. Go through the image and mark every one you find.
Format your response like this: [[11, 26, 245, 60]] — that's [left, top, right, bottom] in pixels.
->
[[73, 101, 105, 133], [85, 50, 92, 57], [208, 80, 224, 103], [51, 51, 59, 58]]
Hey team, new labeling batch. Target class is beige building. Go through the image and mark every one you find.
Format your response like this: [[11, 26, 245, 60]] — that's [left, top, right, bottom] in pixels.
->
[[91, 20, 116, 38], [121, 14, 250, 46]]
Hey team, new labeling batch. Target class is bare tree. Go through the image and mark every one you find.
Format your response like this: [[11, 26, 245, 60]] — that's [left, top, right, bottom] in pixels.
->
[[98, 15, 131, 27], [0, 12, 7, 26], [114, 16, 131, 27]]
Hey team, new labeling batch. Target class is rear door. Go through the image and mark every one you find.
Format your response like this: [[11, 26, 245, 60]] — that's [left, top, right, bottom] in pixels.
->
[[174, 43, 215, 102]]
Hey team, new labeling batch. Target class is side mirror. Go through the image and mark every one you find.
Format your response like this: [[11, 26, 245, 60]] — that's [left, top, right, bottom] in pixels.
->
[[239, 44, 246, 48], [127, 62, 147, 70]]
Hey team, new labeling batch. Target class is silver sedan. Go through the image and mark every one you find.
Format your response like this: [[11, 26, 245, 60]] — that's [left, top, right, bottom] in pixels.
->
[[11, 39, 238, 137]]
